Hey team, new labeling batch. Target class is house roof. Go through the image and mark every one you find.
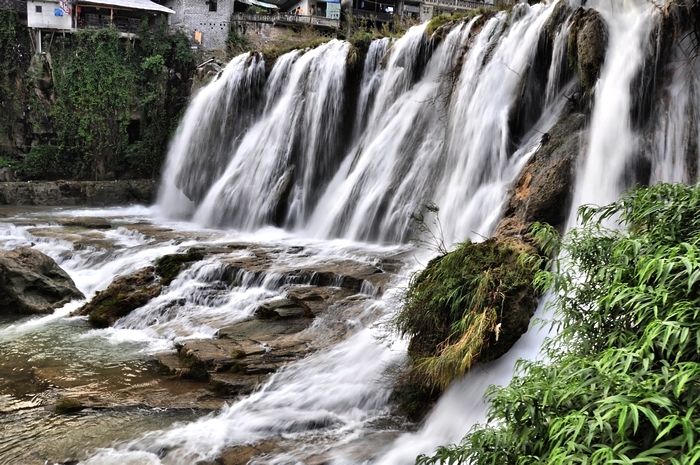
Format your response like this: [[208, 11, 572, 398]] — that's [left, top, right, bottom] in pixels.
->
[[237, 0, 278, 8], [78, 0, 174, 14]]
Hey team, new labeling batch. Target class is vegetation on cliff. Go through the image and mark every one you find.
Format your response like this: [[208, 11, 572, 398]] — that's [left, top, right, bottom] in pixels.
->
[[419, 183, 700, 464], [0, 10, 195, 180], [394, 234, 541, 419]]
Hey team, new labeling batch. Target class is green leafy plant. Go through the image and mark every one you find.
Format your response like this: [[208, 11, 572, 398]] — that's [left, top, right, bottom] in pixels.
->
[[418, 182, 700, 465]]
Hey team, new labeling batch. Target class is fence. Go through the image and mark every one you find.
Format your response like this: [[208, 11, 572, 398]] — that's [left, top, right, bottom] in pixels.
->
[[231, 12, 339, 28]]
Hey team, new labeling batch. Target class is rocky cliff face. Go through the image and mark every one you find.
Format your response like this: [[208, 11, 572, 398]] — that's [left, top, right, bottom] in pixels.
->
[[0, 180, 156, 206]]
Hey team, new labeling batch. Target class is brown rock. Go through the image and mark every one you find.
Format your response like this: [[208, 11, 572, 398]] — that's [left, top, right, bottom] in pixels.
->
[[73, 267, 162, 327], [496, 111, 588, 238], [0, 247, 84, 314], [569, 8, 608, 92]]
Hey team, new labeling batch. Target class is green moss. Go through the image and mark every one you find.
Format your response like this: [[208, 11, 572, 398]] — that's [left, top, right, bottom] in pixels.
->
[[54, 397, 84, 414], [155, 249, 205, 286], [395, 238, 539, 392], [178, 351, 209, 381], [86, 294, 125, 328], [426, 14, 453, 37]]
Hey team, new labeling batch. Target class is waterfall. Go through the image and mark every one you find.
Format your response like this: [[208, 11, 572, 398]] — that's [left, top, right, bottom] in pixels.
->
[[64, 0, 700, 463]]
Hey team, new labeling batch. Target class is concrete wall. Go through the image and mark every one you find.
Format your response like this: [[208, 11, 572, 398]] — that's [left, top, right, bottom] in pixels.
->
[[27, 0, 73, 29], [166, 0, 233, 50]]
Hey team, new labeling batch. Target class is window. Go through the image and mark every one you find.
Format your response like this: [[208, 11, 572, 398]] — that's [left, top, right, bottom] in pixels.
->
[[208, 0, 217, 11], [35, 5, 42, 12]]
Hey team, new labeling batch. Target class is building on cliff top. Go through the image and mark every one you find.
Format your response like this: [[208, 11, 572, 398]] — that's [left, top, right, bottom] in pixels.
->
[[26, 0, 174, 52]]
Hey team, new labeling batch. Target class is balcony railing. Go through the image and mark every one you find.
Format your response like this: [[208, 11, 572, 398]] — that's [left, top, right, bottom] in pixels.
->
[[350, 9, 392, 22], [231, 12, 339, 28], [422, 0, 486, 10]]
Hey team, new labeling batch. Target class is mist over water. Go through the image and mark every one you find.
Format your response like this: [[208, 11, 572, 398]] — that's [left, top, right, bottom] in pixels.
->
[[2, 0, 699, 463]]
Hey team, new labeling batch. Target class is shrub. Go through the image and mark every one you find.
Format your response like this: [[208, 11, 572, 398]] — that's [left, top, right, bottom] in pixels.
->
[[418, 183, 700, 465]]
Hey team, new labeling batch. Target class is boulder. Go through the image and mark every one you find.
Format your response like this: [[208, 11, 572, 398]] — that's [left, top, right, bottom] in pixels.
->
[[568, 8, 608, 92], [73, 267, 162, 328], [496, 111, 588, 238], [0, 247, 84, 314]]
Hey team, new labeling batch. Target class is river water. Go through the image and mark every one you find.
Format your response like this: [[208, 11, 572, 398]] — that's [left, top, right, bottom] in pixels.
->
[[3, 0, 699, 463]]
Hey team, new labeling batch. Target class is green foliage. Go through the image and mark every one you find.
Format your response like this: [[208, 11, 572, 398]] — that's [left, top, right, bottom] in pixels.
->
[[21, 145, 61, 179], [52, 28, 135, 179], [11, 22, 195, 180], [418, 183, 700, 465], [227, 26, 252, 56], [245, 5, 268, 14], [0, 9, 30, 142], [396, 238, 540, 392]]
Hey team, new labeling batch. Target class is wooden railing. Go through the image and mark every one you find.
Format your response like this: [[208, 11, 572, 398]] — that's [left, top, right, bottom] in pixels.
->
[[231, 12, 339, 28], [350, 9, 392, 22], [423, 0, 486, 10]]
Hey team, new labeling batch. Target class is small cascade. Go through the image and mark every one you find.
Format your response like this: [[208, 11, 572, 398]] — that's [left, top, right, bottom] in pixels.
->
[[193, 40, 350, 229]]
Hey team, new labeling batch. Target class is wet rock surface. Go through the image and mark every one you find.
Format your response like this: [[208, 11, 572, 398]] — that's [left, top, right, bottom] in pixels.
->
[[569, 8, 608, 92], [72, 267, 163, 328], [496, 110, 588, 238], [0, 247, 84, 314], [0, 180, 156, 206]]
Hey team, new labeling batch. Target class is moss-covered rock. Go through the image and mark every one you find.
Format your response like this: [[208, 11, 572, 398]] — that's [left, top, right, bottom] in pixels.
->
[[54, 397, 84, 414], [568, 8, 608, 93], [395, 236, 540, 394], [154, 248, 205, 286], [73, 267, 161, 328]]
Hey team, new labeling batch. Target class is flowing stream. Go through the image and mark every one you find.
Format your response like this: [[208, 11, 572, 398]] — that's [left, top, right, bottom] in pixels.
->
[[2, 0, 700, 463]]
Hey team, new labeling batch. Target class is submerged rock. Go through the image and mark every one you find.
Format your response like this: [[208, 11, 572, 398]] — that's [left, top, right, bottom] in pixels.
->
[[74, 267, 162, 328], [0, 247, 84, 314]]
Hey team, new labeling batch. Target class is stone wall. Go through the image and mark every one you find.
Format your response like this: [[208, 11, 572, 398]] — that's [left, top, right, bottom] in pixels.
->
[[166, 0, 233, 50], [0, 180, 156, 206]]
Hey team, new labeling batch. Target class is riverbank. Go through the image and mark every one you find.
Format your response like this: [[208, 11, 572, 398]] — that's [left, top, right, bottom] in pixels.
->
[[0, 180, 156, 206]]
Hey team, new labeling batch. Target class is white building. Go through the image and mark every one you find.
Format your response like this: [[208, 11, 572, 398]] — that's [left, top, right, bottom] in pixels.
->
[[27, 0, 175, 53]]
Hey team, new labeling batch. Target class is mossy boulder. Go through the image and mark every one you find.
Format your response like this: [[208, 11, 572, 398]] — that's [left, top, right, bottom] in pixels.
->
[[155, 248, 205, 286], [395, 237, 540, 393], [74, 267, 162, 328], [54, 397, 84, 414], [568, 8, 608, 93]]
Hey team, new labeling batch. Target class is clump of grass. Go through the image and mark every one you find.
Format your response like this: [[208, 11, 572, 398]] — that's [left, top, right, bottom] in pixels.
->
[[395, 237, 540, 392]]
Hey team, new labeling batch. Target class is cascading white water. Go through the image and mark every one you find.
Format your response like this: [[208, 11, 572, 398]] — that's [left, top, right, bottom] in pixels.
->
[[650, 29, 700, 184], [569, 0, 659, 217], [4, 0, 699, 464], [191, 40, 351, 229], [158, 54, 267, 217]]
